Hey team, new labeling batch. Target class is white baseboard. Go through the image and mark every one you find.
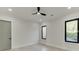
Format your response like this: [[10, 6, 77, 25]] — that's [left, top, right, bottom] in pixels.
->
[[40, 42, 69, 51], [11, 41, 38, 50]]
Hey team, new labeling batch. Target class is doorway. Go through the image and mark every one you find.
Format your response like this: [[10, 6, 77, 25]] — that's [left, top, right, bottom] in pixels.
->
[[0, 20, 11, 50]]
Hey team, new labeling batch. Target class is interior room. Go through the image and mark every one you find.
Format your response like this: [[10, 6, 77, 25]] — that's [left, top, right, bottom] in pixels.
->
[[0, 7, 79, 51]]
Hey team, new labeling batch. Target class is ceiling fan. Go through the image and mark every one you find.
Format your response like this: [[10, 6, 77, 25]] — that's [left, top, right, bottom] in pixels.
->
[[32, 7, 46, 16]]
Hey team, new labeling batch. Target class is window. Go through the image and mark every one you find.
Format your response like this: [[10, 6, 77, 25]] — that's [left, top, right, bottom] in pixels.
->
[[41, 25, 47, 40], [65, 18, 79, 43]]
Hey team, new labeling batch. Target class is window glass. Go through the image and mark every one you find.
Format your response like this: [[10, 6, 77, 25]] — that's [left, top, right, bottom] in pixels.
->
[[65, 19, 78, 43], [42, 26, 47, 39]]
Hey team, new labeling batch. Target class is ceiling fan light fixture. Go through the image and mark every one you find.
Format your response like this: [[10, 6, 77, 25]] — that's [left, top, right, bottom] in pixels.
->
[[37, 12, 40, 14], [32, 7, 46, 16]]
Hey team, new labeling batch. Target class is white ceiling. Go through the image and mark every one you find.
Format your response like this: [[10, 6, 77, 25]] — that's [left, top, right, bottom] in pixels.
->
[[0, 7, 79, 22]]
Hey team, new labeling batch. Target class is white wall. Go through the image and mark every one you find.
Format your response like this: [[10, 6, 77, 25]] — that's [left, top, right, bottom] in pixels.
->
[[0, 17, 40, 49], [12, 19, 40, 49], [40, 12, 79, 51]]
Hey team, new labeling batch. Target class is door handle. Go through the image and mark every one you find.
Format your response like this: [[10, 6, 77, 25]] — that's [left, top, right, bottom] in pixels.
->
[[8, 38, 11, 40]]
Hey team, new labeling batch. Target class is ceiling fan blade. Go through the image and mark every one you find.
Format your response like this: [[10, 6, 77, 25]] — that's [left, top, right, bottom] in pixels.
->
[[37, 7, 40, 12], [32, 12, 37, 15], [40, 13, 46, 16]]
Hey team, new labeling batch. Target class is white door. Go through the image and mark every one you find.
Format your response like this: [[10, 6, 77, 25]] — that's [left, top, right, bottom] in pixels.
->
[[0, 20, 11, 50]]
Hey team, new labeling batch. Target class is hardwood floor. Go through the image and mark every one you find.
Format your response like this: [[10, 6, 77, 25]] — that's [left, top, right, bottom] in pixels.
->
[[10, 43, 66, 51]]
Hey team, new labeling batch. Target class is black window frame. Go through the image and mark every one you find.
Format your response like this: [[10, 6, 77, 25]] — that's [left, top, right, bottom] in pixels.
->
[[41, 25, 47, 40], [65, 18, 79, 43]]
